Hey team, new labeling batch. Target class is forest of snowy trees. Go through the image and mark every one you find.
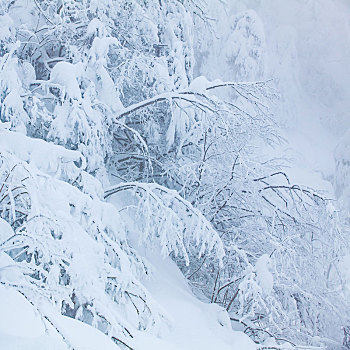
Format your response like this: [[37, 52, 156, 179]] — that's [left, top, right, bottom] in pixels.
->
[[0, 1, 349, 349]]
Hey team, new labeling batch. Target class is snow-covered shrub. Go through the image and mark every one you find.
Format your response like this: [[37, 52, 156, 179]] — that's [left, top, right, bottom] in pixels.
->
[[0, 0, 348, 349], [0, 129, 171, 346], [105, 182, 224, 266], [0, 1, 225, 347]]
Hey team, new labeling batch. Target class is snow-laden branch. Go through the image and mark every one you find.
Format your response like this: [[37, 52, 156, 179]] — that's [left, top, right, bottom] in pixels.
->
[[116, 79, 273, 120], [105, 182, 224, 266]]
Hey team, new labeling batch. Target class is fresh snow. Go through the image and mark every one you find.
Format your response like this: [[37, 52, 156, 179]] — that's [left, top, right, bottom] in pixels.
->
[[0, 254, 256, 350], [137, 252, 256, 350], [0, 285, 119, 350], [0, 1, 349, 349]]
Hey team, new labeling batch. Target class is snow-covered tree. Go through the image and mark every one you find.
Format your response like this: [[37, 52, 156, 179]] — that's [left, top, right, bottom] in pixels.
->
[[0, 1, 348, 349]]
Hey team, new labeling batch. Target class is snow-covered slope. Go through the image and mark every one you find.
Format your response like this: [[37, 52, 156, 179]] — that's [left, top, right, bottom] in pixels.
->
[[0, 128, 253, 349], [0, 1, 349, 349], [0, 285, 119, 350], [0, 253, 255, 350], [135, 254, 255, 350]]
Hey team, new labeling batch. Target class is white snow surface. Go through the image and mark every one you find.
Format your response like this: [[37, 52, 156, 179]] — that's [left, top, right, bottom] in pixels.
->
[[0, 285, 120, 350], [135, 251, 256, 350], [1, 1, 349, 349], [0, 218, 14, 243], [0, 252, 255, 350], [0, 129, 86, 178], [255, 254, 273, 296]]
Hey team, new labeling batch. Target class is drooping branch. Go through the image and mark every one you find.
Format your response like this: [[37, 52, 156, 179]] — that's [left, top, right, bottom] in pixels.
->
[[104, 182, 224, 266], [116, 80, 273, 121]]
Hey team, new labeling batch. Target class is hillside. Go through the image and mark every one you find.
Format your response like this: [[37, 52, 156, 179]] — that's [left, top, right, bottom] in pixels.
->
[[0, 1, 349, 349]]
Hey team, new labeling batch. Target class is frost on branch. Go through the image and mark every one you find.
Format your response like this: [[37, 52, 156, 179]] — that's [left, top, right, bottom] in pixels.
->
[[105, 182, 225, 267], [0, 0, 348, 349], [0, 130, 169, 347]]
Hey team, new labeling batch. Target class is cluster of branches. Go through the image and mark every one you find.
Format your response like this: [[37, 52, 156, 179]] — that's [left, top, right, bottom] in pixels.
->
[[0, 140, 172, 349], [0, 0, 348, 349], [107, 66, 348, 349]]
